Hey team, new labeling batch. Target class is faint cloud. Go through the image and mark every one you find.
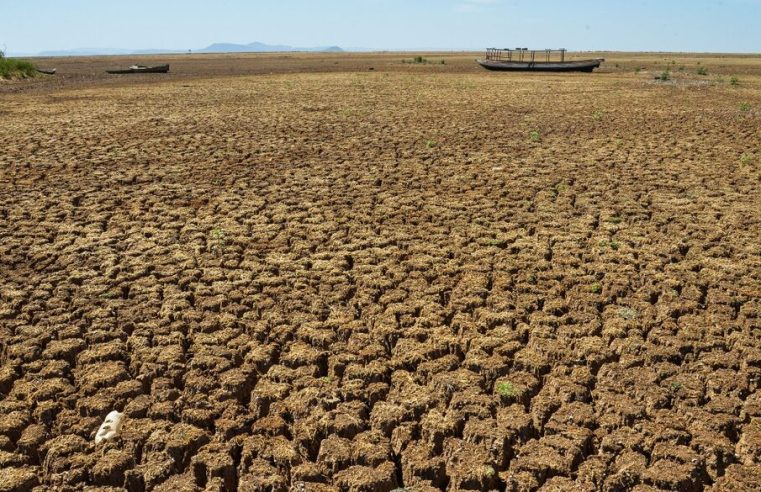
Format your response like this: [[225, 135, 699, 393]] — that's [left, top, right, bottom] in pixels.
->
[[455, 0, 499, 13]]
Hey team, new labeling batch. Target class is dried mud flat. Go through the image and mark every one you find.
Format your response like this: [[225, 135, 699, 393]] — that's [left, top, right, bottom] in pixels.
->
[[1, 53, 760, 491]]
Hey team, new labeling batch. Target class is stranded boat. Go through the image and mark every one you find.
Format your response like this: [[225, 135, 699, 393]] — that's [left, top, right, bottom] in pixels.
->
[[477, 48, 604, 73], [36, 68, 57, 75], [106, 64, 170, 74]]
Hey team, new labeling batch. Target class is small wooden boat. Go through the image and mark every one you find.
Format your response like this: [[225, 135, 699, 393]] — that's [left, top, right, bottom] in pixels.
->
[[477, 48, 603, 73], [36, 68, 57, 75], [106, 64, 169, 74]]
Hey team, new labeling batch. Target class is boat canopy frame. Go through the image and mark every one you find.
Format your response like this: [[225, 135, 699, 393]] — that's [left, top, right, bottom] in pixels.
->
[[485, 48, 567, 63]]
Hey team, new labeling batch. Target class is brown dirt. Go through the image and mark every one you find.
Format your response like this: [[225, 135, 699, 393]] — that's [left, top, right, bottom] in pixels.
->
[[1, 51, 760, 491]]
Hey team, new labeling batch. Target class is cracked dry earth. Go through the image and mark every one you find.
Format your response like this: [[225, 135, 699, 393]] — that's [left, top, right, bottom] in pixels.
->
[[1, 55, 761, 491]]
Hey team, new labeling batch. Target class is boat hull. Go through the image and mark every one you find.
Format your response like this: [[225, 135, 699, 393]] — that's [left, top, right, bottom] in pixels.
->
[[476, 58, 603, 72], [106, 64, 170, 74]]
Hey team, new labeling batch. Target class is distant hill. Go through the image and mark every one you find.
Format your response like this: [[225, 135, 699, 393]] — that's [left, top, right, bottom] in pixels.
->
[[31, 42, 343, 57], [199, 42, 344, 53]]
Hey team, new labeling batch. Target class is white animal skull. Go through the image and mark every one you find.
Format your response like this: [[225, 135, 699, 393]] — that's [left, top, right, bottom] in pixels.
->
[[95, 410, 124, 444]]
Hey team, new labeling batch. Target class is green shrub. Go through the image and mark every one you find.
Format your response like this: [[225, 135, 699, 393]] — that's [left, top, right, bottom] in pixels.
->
[[657, 70, 670, 81], [697, 66, 708, 76], [0, 50, 37, 79], [730, 76, 739, 86], [740, 102, 751, 112], [529, 131, 541, 143], [403, 56, 429, 65]]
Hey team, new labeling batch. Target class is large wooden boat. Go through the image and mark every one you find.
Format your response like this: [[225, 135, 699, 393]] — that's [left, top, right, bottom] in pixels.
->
[[106, 64, 169, 74], [477, 48, 603, 73]]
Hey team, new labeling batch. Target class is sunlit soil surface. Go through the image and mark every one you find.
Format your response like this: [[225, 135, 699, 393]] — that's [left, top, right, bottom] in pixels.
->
[[1, 52, 760, 491]]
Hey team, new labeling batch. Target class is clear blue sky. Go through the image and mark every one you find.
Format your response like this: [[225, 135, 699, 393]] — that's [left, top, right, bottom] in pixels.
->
[[3, 0, 761, 54]]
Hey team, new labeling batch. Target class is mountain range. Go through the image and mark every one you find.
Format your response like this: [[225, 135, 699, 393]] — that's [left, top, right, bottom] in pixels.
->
[[31, 42, 344, 57]]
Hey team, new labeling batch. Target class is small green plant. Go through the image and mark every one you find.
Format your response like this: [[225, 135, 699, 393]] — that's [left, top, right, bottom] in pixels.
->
[[495, 381, 516, 398], [527, 273, 538, 284], [678, 65, 685, 72], [634, 67, 642, 74], [529, 131, 541, 143], [618, 307, 638, 320], [403, 56, 428, 64], [657, 70, 670, 81], [599, 239, 620, 250], [740, 153, 752, 166], [739, 102, 751, 112], [210, 227, 226, 255], [697, 66, 708, 76], [590, 283, 602, 294], [670, 381, 683, 392], [607, 215, 622, 224], [440, 59, 446, 65], [426, 139, 438, 149], [730, 76, 739, 86], [593, 109, 604, 121]]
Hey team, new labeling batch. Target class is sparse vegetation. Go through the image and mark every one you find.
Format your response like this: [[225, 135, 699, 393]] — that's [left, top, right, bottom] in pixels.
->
[[426, 139, 438, 148], [730, 76, 740, 86], [634, 67, 642, 74], [402, 56, 446, 65], [529, 131, 541, 143], [593, 109, 604, 121], [739, 102, 751, 112], [599, 239, 621, 250], [697, 66, 708, 76], [403, 55, 437, 64], [618, 307, 638, 320], [590, 283, 602, 294], [656, 69, 670, 81], [495, 381, 516, 398], [740, 153, 752, 166], [0, 50, 37, 79], [210, 227, 226, 255]]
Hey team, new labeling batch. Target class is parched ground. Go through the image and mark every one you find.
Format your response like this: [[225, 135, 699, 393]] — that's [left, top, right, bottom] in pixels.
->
[[1, 52, 760, 491]]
